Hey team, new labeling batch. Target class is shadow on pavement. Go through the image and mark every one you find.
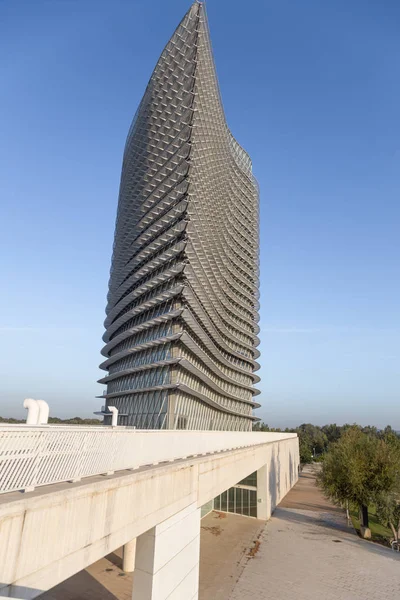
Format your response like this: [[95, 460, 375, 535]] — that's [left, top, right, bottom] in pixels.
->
[[37, 570, 120, 599], [274, 507, 400, 563]]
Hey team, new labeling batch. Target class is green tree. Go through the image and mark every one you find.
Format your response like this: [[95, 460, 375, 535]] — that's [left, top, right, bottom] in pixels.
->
[[318, 427, 400, 529], [298, 432, 313, 464], [322, 423, 342, 444], [296, 423, 328, 455], [253, 422, 270, 432], [375, 493, 400, 543], [379, 425, 400, 447], [253, 422, 282, 432], [362, 425, 379, 437]]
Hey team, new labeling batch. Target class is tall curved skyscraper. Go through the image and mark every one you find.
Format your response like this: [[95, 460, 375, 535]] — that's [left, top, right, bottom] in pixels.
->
[[99, 2, 260, 431]]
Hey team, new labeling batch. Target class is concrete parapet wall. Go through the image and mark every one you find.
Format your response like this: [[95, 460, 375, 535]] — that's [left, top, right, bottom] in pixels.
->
[[0, 426, 297, 495]]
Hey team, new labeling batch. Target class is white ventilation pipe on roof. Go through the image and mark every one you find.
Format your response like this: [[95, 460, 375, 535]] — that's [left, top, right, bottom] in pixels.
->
[[23, 398, 39, 425], [108, 406, 119, 427], [36, 399, 50, 424]]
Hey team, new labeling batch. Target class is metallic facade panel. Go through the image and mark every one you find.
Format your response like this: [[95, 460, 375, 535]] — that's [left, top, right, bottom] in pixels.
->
[[100, 2, 260, 431]]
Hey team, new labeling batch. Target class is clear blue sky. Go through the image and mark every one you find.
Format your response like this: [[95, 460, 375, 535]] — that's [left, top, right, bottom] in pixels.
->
[[1, 0, 399, 427]]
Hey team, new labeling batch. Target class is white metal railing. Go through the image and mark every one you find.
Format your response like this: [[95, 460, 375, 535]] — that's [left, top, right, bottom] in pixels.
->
[[0, 426, 296, 495]]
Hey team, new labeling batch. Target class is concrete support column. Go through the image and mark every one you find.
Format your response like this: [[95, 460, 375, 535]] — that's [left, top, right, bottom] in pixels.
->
[[122, 538, 136, 573], [132, 502, 201, 600], [256, 464, 271, 520], [166, 392, 176, 430]]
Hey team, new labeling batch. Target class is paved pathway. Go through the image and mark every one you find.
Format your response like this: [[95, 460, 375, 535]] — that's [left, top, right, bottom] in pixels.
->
[[230, 466, 400, 600], [40, 548, 131, 600], [199, 511, 264, 600]]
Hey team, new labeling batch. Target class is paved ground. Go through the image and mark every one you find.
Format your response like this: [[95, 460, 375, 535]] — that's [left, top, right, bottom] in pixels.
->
[[279, 464, 341, 512], [39, 548, 131, 600], [230, 466, 400, 600], [199, 511, 264, 600]]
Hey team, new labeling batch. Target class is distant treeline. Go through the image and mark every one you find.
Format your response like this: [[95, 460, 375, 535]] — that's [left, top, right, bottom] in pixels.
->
[[0, 416, 102, 425], [253, 422, 400, 464]]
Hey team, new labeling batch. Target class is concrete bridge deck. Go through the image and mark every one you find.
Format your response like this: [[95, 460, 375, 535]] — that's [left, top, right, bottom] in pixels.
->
[[0, 429, 299, 600], [30, 464, 400, 600], [38, 511, 265, 600]]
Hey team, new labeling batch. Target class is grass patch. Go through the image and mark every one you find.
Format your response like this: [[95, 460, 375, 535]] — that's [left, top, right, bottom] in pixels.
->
[[350, 505, 392, 546]]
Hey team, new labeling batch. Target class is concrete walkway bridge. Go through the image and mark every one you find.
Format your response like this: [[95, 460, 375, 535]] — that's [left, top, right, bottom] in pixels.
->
[[0, 426, 299, 600]]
